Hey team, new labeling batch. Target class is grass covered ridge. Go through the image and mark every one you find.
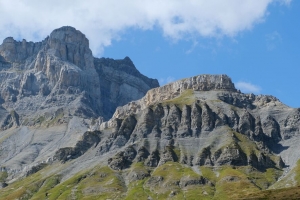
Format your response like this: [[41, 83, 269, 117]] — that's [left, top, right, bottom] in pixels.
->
[[0, 160, 295, 200]]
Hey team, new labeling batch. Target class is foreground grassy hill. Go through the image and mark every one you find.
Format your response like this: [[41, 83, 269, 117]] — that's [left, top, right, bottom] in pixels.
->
[[3, 156, 300, 199]]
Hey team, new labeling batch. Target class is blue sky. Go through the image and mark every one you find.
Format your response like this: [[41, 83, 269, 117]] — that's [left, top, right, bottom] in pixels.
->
[[0, 0, 299, 108]]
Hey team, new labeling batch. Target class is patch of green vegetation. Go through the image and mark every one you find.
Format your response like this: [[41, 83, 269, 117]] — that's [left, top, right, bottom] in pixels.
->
[[149, 163, 216, 199], [0, 171, 8, 182], [0, 159, 292, 199], [172, 147, 181, 160], [74, 166, 126, 200], [214, 166, 261, 200], [233, 131, 260, 157], [163, 89, 195, 107], [22, 117, 29, 125], [294, 159, 300, 185], [200, 166, 217, 184], [46, 112, 64, 127], [265, 168, 282, 185], [31, 175, 61, 200], [184, 185, 215, 200], [130, 162, 149, 173], [152, 162, 202, 186], [243, 185, 300, 199], [45, 171, 87, 199], [237, 166, 282, 189], [0, 167, 47, 200], [34, 115, 46, 124], [31, 111, 65, 127], [125, 179, 155, 200]]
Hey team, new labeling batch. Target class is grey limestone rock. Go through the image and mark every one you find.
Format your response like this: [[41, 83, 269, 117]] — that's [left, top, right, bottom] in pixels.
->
[[190, 102, 202, 136], [180, 176, 209, 188], [112, 74, 236, 119], [108, 146, 136, 170], [262, 115, 281, 142], [157, 146, 178, 166], [1, 110, 20, 130], [98, 73, 299, 172], [54, 131, 101, 162], [282, 108, 300, 139], [135, 146, 150, 162], [214, 144, 248, 166], [238, 110, 255, 137], [177, 105, 192, 138], [201, 103, 215, 132], [25, 163, 48, 176], [144, 150, 160, 167], [0, 26, 159, 126], [196, 147, 213, 166]]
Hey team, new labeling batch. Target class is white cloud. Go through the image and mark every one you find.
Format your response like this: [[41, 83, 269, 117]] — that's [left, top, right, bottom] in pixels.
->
[[0, 0, 292, 56], [235, 81, 261, 94], [159, 76, 176, 86]]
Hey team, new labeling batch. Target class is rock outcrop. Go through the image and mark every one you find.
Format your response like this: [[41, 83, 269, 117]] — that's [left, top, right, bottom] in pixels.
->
[[54, 131, 101, 162], [97, 74, 300, 172], [110, 74, 236, 120], [0, 26, 159, 125]]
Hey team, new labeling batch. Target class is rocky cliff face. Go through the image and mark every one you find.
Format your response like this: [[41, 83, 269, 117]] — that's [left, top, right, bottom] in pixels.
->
[[110, 74, 236, 119], [0, 26, 159, 128], [98, 75, 292, 171]]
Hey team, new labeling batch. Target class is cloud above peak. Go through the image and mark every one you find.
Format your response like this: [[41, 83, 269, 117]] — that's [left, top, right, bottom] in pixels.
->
[[235, 81, 262, 94], [0, 0, 291, 55]]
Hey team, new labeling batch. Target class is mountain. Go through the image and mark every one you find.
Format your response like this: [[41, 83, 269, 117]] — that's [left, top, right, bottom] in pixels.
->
[[0, 26, 158, 122], [1, 27, 300, 200], [0, 26, 158, 185]]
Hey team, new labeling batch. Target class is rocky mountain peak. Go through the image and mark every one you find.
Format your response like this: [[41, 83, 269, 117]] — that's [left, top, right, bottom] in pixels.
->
[[0, 37, 44, 64], [49, 26, 89, 47], [111, 74, 237, 119], [46, 26, 93, 69], [164, 74, 236, 91], [0, 26, 158, 125]]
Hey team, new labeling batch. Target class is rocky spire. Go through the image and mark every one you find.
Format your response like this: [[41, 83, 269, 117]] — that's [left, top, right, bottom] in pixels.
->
[[47, 26, 93, 69]]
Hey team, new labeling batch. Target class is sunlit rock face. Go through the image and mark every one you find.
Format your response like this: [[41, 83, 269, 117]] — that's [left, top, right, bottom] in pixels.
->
[[0, 26, 159, 123]]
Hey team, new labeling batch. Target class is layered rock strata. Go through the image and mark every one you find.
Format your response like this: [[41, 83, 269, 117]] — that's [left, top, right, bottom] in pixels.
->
[[0, 26, 159, 128]]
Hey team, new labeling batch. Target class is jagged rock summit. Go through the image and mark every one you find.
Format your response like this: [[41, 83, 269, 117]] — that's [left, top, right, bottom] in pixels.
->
[[0, 26, 159, 127], [110, 74, 237, 119]]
